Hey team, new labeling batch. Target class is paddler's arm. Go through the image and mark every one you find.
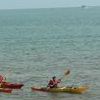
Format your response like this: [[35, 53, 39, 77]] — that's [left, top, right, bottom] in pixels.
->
[[58, 79, 61, 83]]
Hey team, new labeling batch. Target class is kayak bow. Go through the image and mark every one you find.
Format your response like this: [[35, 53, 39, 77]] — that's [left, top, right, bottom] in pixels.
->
[[31, 86, 88, 94]]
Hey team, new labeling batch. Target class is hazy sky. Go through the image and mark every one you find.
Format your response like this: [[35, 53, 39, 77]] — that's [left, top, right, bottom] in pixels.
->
[[0, 0, 100, 9]]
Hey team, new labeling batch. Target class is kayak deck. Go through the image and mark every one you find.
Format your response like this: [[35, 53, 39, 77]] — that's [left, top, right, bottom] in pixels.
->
[[31, 86, 88, 94]]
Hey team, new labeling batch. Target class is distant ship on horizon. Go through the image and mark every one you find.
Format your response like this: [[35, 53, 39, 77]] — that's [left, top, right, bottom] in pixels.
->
[[81, 5, 86, 8]]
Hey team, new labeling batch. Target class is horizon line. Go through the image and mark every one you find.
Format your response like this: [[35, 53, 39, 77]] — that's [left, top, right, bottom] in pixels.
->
[[0, 5, 99, 10]]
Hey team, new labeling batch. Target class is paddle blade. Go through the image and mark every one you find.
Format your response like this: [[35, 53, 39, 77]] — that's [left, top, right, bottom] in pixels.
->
[[64, 69, 70, 75]]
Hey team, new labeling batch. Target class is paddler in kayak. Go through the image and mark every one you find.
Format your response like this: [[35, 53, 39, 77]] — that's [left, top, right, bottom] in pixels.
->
[[0, 75, 6, 87], [47, 76, 61, 88], [0, 75, 6, 83], [47, 69, 70, 88]]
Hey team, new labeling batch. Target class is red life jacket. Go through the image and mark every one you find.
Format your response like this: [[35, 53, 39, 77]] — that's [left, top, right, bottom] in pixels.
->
[[48, 79, 60, 88]]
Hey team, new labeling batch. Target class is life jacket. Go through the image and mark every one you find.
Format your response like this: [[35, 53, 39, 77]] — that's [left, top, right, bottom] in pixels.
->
[[48, 79, 60, 88]]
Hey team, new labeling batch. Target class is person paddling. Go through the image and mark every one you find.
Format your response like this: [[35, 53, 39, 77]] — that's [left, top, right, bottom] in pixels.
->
[[0, 75, 6, 83], [47, 69, 70, 88], [47, 76, 61, 88]]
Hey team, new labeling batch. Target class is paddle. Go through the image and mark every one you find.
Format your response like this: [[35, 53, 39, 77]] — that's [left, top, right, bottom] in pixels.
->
[[46, 69, 70, 88], [21, 77, 34, 83], [21, 69, 70, 84], [60, 69, 70, 80]]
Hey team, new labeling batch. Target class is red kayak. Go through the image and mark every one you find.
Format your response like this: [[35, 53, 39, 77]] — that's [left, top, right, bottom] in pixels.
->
[[1, 82, 24, 89], [0, 88, 12, 93]]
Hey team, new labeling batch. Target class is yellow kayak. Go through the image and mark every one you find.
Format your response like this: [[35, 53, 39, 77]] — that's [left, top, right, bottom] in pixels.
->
[[31, 86, 88, 94]]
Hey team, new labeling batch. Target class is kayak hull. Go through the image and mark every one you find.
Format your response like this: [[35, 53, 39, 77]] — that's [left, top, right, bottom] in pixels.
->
[[1, 82, 24, 89], [0, 88, 12, 93], [31, 86, 88, 94]]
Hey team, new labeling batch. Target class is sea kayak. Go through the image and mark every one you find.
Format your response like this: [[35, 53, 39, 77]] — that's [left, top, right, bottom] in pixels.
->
[[0, 88, 12, 93], [31, 86, 88, 94], [1, 82, 24, 89]]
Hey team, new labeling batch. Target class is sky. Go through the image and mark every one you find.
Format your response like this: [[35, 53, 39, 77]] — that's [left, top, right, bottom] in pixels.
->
[[0, 0, 100, 9]]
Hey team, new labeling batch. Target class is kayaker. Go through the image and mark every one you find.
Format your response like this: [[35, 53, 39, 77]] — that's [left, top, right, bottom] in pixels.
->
[[0, 75, 6, 83], [47, 76, 61, 88]]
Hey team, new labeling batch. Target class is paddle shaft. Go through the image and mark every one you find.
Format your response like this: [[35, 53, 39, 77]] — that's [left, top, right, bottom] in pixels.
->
[[60, 69, 70, 80]]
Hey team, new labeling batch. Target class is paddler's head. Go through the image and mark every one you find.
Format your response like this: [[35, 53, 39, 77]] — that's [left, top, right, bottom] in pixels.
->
[[52, 76, 56, 80]]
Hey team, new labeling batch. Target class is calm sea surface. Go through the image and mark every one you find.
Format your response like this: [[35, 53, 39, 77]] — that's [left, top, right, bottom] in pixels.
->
[[0, 7, 100, 100]]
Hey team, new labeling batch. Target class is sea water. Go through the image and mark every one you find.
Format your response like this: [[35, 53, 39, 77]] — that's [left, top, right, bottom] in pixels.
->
[[0, 7, 100, 100]]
